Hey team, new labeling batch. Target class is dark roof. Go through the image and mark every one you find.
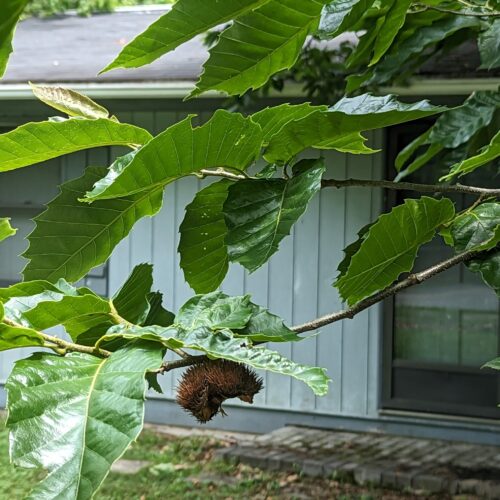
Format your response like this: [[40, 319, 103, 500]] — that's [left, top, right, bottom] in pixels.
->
[[4, 8, 208, 84], [2, 7, 496, 85]]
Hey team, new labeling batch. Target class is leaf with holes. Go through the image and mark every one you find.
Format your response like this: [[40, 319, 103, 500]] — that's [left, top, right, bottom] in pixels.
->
[[102, 0, 272, 72], [0, 118, 151, 172], [30, 83, 110, 119], [23, 167, 163, 283], [189, 0, 330, 98], [6, 342, 163, 499], [99, 325, 329, 395], [179, 180, 230, 294], [84, 110, 263, 201], [336, 197, 455, 305], [224, 158, 325, 272]]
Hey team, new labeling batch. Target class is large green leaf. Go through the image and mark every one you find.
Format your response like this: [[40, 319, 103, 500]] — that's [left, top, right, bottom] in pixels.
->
[[112, 263, 154, 324], [451, 203, 500, 253], [265, 94, 444, 163], [441, 130, 500, 181], [189, 0, 329, 98], [30, 83, 110, 119], [336, 197, 455, 305], [0, 0, 29, 77], [84, 111, 263, 201], [0, 322, 45, 352], [6, 343, 163, 500], [479, 19, 500, 70], [0, 218, 16, 243], [367, 16, 480, 85], [143, 292, 175, 327], [484, 356, 500, 370], [23, 166, 163, 283], [250, 103, 327, 146], [0, 118, 151, 172], [370, 0, 412, 65], [179, 180, 230, 294], [102, 0, 271, 72], [224, 159, 325, 272], [176, 292, 254, 330], [318, 0, 373, 39], [99, 325, 329, 395]]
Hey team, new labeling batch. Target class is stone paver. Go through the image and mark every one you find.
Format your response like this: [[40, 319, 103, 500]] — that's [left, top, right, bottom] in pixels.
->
[[220, 425, 500, 498], [110, 459, 151, 475]]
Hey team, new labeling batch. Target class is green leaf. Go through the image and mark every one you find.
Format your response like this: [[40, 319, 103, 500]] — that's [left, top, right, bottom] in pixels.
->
[[314, 132, 379, 155], [395, 142, 443, 181], [99, 325, 330, 396], [84, 110, 263, 201], [0, 280, 62, 302], [179, 180, 230, 294], [189, 0, 329, 98], [450, 202, 500, 253], [30, 83, 110, 119], [336, 197, 455, 305], [484, 356, 500, 370], [265, 95, 444, 163], [236, 302, 300, 343], [101, 0, 271, 72], [370, 0, 412, 65], [318, 0, 373, 39], [112, 263, 154, 324], [479, 19, 500, 70], [224, 158, 325, 272], [467, 248, 500, 296], [23, 166, 163, 283], [441, 129, 500, 181], [368, 16, 480, 86], [143, 292, 175, 327], [6, 343, 163, 500], [0, 322, 45, 352], [176, 292, 254, 331], [0, 0, 29, 77], [0, 118, 151, 173], [337, 223, 372, 277], [395, 129, 431, 172], [428, 91, 500, 149], [0, 218, 16, 243], [251, 103, 327, 146]]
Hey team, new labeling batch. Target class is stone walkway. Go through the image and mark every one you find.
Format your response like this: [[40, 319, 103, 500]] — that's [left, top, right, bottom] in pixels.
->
[[217, 426, 500, 498]]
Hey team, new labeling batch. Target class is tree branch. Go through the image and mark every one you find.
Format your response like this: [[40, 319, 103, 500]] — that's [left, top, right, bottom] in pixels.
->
[[156, 354, 207, 373], [322, 178, 500, 197], [199, 168, 247, 181], [291, 248, 486, 333]]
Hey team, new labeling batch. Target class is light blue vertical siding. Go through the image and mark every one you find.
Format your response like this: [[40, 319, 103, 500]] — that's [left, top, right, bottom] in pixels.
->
[[0, 100, 384, 422]]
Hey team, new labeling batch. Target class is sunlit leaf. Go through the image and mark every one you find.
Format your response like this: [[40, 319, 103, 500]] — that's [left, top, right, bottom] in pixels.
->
[[0, 0, 29, 77], [318, 0, 373, 39], [0, 218, 16, 243], [6, 343, 163, 499], [0, 118, 151, 172], [479, 19, 500, 70]]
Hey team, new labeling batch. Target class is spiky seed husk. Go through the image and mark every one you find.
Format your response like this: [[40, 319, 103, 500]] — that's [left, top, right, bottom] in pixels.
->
[[176, 360, 263, 423]]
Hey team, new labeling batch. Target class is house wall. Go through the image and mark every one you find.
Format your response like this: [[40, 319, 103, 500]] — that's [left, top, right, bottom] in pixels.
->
[[0, 97, 499, 444]]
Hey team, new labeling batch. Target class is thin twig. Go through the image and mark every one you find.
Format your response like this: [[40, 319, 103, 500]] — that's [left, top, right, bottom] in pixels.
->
[[291, 248, 486, 333], [156, 354, 207, 374], [322, 178, 500, 197], [2, 318, 111, 357], [199, 168, 247, 181]]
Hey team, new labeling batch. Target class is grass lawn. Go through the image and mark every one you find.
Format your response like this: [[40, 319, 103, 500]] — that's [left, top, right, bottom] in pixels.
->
[[0, 420, 452, 499]]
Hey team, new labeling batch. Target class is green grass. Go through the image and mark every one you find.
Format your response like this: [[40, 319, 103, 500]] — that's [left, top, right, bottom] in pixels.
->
[[0, 420, 451, 499]]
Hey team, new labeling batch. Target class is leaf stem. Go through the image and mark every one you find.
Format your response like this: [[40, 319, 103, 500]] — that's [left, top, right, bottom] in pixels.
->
[[291, 248, 487, 333], [2, 318, 111, 357], [322, 178, 500, 197]]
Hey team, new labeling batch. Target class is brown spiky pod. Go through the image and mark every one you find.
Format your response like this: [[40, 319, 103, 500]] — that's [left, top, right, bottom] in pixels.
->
[[176, 359, 263, 423]]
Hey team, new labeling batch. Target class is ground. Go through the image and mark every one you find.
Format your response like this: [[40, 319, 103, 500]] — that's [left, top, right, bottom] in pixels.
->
[[0, 420, 476, 499]]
